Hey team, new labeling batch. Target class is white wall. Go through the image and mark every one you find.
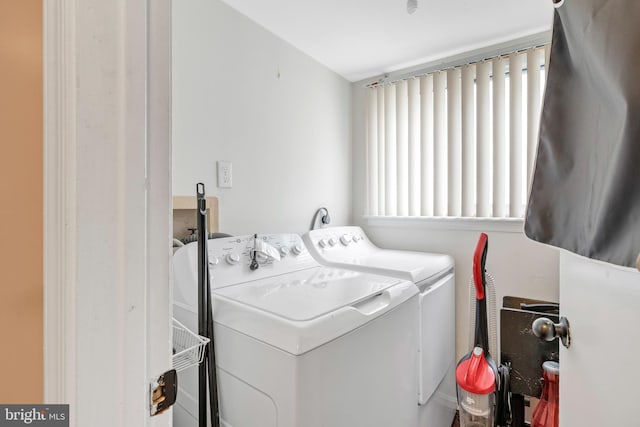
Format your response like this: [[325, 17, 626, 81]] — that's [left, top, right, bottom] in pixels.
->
[[172, 0, 352, 235], [351, 83, 560, 361]]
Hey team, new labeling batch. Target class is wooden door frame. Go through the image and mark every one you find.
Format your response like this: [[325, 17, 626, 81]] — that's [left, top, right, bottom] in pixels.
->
[[43, 1, 172, 425]]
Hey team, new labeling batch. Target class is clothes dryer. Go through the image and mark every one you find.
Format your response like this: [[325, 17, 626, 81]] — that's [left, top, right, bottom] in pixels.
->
[[303, 226, 457, 427], [172, 233, 420, 427]]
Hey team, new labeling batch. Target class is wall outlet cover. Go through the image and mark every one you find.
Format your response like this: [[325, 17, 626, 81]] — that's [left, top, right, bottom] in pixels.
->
[[217, 161, 232, 188]]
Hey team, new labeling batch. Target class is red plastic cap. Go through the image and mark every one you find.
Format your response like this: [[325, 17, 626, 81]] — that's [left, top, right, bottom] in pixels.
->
[[456, 347, 496, 395]]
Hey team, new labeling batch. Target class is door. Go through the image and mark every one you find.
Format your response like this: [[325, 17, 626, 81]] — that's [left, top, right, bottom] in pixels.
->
[[559, 251, 640, 425]]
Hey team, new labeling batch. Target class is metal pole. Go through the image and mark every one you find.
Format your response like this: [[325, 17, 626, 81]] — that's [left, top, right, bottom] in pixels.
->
[[196, 184, 207, 427], [205, 265, 220, 427], [196, 183, 220, 427]]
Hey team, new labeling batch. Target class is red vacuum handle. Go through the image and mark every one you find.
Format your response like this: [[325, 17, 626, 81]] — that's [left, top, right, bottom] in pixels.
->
[[473, 233, 488, 300]]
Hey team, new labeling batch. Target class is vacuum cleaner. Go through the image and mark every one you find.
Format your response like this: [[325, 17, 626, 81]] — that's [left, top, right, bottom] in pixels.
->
[[456, 233, 511, 427]]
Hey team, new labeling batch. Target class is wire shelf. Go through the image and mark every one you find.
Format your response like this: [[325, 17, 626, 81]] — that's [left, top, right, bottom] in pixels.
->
[[172, 318, 210, 372]]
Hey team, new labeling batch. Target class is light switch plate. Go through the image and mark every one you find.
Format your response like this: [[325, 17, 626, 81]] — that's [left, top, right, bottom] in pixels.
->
[[217, 161, 232, 188]]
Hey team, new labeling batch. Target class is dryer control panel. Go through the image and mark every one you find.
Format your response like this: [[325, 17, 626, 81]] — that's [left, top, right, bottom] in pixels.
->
[[303, 226, 455, 286], [303, 226, 378, 257]]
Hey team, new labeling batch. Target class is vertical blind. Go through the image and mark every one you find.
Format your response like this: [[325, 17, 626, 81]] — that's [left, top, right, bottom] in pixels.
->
[[366, 46, 547, 218]]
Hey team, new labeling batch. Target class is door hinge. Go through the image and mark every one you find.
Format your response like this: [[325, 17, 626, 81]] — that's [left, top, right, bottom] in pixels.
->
[[150, 369, 177, 416]]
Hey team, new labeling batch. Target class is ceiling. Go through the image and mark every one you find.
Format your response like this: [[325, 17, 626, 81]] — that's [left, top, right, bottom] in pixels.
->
[[220, 0, 555, 82]]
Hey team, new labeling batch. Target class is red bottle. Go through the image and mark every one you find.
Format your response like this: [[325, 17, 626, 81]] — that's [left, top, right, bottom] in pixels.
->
[[531, 361, 559, 427]]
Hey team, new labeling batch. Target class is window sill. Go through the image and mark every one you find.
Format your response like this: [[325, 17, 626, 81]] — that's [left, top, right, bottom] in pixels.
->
[[363, 215, 525, 233]]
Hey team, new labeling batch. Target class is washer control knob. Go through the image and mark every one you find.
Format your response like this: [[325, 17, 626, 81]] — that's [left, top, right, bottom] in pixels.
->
[[328, 237, 338, 247], [208, 256, 219, 266], [318, 239, 328, 248], [340, 234, 352, 246], [255, 251, 269, 263], [291, 244, 303, 255], [280, 246, 290, 257], [352, 235, 360, 243], [225, 253, 240, 265]]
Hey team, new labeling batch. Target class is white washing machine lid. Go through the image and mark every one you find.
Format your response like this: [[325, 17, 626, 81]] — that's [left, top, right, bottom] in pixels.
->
[[214, 266, 402, 321], [340, 250, 453, 285], [212, 266, 418, 355]]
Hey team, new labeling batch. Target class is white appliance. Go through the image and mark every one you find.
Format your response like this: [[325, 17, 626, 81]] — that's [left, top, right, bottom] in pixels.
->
[[303, 226, 457, 427], [172, 233, 420, 427]]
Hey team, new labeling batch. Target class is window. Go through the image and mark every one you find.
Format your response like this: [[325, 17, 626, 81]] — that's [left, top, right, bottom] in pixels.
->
[[366, 46, 549, 218]]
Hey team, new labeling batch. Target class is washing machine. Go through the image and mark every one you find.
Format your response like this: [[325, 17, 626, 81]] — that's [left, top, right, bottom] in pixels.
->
[[172, 233, 420, 427], [303, 226, 457, 427]]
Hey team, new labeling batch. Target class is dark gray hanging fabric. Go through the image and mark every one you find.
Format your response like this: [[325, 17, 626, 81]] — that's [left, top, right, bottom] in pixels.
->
[[525, 0, 640, 267]]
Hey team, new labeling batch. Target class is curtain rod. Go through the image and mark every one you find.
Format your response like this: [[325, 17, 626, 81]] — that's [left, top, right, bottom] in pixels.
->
[[363, 31, 552, 88], [366, 45, 548, 89]]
